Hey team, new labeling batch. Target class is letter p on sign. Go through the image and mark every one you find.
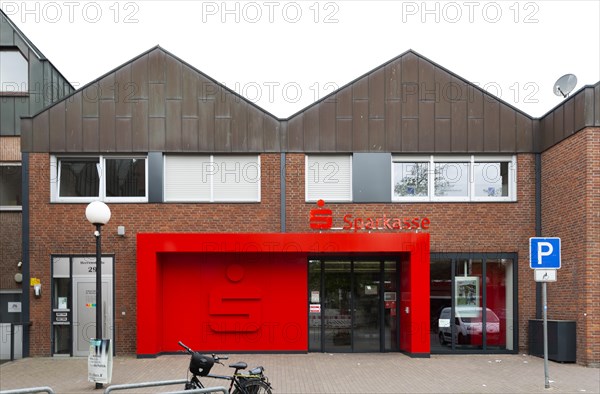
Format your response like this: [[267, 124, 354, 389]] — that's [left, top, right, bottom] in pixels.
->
[[530, 237, 561, 269]]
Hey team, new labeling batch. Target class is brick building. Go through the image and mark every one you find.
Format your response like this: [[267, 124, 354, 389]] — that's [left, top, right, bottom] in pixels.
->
[[0, 9, 73, 359], [15, 45, 600, 365]]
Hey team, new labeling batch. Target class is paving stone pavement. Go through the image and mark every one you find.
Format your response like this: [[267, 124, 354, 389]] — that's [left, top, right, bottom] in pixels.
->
[[1, 353, 599, 394]]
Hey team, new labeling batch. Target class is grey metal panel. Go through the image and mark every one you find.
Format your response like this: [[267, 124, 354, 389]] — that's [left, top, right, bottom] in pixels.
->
[[499, 104, 516, 152], [368, 118, 385, 151], [574, 90, 586, 131], [99, 72, 115, 100], [28, 56, 44, 115], [147, 152, 163, 203], [165, 99, 182, 151], [42, 62, 51, 106], [32, 110, 49, 152], [99, 100, 116, 151], [451, 100, 467, 152], [0, 15, 14, 45], [287, 115, 303, 151], [304, 106, 319, 151], [182, 65, 198, 117], [263, 115, 280, 152], [82, 118, 99, 152], [198, 99, 215, 151], [131, 54, 148, 100], [385, 100, 402, 151], [516, 113, 533, 153], [148, 49, 165, 83], [434, 67, 451, 118], [115, 64, 132, 117], [385, 58, 402, 100], [352, 78, 368, 100], [214, 118, 231, 151], [0, 97, 14, 135], [132, 100, 149, 151], [49, 101, 65, 152], [563, 98, 575, 137], [418, 57, 435, 101], [419, 101, 434, 151], [247, 108, 263, 152], [467, 118, 484, 151], [352, 153, 392, 203], [401, 53, 418, 118], [21, 118, 32, 152], [319, 100, 335, 151], [14, 35, 29, 61], [368, 68, 385, 118], [336, 88, 352, 118], [231, 99, 248, 152], [469, 89, 484, 119], [553, 105, 564, 142], [435, 119, 451, 152], [115, 117, 132, 151], [14, 96, 28, 134], [540, 114, 553, 152], [149, 83, 166, 117], [149, 117, 166, 151], [82, 84, 99, 117], [352, 100, 368, 151], [583, 87, 595, 126], [483, 98, 500, 151], [215, 90, 231, 117], [182, 118, 199, 151], [165, 54, 182, 99], [401, 119, 418, 152], [336, 118, 352, 152]]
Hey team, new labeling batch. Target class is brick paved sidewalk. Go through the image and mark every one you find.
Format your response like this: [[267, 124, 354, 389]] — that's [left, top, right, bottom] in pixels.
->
[[1, 353, 599, 393]]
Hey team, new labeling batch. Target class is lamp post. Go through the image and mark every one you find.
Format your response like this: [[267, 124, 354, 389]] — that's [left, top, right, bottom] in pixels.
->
[[85, 201, 111, 389]]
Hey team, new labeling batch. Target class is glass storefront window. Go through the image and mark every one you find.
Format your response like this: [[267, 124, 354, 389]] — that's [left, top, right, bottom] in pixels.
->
[[430, 254, 516, 353]]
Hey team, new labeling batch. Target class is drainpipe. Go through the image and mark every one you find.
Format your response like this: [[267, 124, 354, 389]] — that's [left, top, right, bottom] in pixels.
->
[[280, 153, 286, 233]]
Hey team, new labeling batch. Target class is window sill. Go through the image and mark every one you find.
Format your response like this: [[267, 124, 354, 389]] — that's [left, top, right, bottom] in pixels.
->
[[0, 206, 22, 211], [0, 92, 29, 97]]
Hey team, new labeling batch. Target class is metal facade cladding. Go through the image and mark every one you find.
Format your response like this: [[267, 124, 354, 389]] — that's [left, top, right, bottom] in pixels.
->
[[136, 232, 430, 356]]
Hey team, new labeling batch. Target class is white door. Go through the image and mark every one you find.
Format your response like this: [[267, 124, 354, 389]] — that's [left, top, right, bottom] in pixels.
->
[[72, 257, 113, 357]]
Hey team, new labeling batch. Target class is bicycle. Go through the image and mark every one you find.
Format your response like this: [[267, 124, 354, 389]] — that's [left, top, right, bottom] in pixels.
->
[[178, 341, 273, 394]]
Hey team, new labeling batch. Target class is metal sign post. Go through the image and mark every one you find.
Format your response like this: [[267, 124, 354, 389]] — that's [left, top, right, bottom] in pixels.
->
[[530, 237, 561, 390]]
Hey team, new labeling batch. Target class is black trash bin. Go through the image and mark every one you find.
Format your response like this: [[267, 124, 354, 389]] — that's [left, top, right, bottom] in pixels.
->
[[528, 319, 576, 363]]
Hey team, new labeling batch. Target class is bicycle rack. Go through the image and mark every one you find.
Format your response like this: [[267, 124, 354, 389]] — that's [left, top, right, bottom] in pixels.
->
[[103, 379, 227, 394], [0, 387, 55, 394]]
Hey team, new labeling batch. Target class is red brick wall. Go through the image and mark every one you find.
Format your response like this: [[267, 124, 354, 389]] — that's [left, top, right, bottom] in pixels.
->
[[27, 151, 554, 358], [0, 212, 22, 289], [27, 153, 281, 356], [286, 153, 537, 353], [542, 127, 600, 366]]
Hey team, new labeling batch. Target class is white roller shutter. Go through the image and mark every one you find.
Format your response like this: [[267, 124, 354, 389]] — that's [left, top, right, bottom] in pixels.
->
[[305, 155, 352, 202]]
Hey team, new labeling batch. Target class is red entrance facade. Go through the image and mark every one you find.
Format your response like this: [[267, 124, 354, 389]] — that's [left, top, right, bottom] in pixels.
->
[[136, 232, 430, 357]]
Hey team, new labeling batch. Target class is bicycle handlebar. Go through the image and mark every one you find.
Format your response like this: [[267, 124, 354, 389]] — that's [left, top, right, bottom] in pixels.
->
[[178, 341, 229, 362]]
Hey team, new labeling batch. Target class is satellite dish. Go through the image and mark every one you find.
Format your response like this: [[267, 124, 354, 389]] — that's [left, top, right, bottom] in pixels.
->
[[553, 74, 577, 98]]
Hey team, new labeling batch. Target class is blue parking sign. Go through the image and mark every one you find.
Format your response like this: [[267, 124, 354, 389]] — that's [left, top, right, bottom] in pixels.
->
[[530, 237, 561, 269]]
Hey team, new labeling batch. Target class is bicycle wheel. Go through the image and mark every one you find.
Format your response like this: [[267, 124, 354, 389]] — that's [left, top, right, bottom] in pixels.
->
[[232, 379, 272, 394]]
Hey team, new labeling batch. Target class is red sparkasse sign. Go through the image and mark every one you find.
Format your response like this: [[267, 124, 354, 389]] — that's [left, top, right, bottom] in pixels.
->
[[309, 200, 430, 232]]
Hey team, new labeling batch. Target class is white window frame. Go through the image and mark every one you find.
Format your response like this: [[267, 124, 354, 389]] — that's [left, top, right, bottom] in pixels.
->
[[51, 155, 148, 203], [0, 162, 22, 211], [305, 155, 353, 202], [391, 155, 517, 202], [163, 155, 261, 203]]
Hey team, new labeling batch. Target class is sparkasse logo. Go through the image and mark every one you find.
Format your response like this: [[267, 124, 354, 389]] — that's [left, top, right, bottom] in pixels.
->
[[309, 199, 333, 229]]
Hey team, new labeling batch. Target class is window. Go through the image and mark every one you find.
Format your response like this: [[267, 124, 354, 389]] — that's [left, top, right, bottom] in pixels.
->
[[51, 156, 147, 202], [392, 155, 516, 202], [0, 163, 22, 210], [164, 155, 260, 202], [430, 253, 516, 353], [0, 49, 28, 93], [306, 155, 352, 202]]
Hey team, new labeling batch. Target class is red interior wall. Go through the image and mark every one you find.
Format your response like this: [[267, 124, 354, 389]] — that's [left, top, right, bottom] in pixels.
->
[[159, 252, 308, 352]]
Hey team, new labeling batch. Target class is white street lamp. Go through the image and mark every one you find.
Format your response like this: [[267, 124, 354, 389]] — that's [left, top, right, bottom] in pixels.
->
[[85, 201, 110, 389]]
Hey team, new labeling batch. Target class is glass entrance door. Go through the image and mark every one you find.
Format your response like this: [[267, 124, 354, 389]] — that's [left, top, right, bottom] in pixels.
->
[[309, 259, 399, 352]]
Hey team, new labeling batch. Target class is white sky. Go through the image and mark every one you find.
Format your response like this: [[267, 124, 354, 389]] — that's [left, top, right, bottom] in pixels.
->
[[2, 0, 599, 118]]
